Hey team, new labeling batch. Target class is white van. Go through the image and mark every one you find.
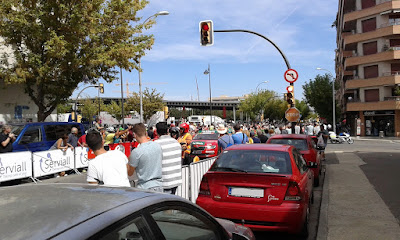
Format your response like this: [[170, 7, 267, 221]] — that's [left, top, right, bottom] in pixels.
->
[[187, 115, 224, 126]]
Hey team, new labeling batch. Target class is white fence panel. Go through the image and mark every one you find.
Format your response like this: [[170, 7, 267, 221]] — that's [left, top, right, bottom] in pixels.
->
[[190, 157, 216, 203], [74, 147, 89, 169], [32, 149, 75, 178], [176, 165, 190, 200], [0, 151, 33, 182]]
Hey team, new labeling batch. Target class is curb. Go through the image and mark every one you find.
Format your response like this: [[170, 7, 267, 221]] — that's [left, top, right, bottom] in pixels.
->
[[316, 163, 329, 240]]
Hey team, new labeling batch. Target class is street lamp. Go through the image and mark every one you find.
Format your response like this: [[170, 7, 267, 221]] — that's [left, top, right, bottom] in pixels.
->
[[316, 67, 336, 133], [138, 11, 169, 123], [256, 81, 269, 92], [74, 85, 101, 122], [204, 64, 212, 126]]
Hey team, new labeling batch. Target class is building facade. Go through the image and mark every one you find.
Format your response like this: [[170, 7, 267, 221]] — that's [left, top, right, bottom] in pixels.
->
[[336, 0, 400, 137]]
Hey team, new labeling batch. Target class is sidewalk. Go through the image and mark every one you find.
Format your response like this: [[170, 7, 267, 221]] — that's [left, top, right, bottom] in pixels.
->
[[318, 153, 400, 240], [355, 136, 400, 143]]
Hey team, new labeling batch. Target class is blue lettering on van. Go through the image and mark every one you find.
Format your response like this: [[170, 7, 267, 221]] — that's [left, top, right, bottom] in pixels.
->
[[39, 152, 71, 173]]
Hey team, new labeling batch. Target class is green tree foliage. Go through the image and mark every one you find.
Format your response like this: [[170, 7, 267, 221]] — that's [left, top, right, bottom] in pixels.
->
[[295, 99, 311, 120], [79, 98, 106, 122], [104, 100, 123, 122], [302, 74, 339, 123], [125, 88, 164, 121], [239, 90, 287, 121], [0, 0, 154, 121], [57, 102, 72, 114]]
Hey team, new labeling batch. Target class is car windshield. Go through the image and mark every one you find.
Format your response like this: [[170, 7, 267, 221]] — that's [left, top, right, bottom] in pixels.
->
[[269, 139, 308, 151], [210, 150, 292, 174], [194, 133, 218, 140]]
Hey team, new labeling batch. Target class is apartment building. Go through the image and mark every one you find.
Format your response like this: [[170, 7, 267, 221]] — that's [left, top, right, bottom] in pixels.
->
[[336, 0, 400, 137]]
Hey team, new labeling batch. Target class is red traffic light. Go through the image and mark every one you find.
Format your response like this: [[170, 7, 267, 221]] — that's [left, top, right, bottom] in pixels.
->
[[202, 23, 209, 31], [287, 85, 294, 92]]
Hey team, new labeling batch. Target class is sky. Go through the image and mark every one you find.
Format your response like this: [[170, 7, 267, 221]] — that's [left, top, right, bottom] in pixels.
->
[[72, 0, 338, 102]]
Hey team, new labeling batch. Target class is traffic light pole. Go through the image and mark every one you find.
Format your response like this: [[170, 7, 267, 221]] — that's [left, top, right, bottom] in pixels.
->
[[214, 29, 295, 133], [74, 85, 101, 122]]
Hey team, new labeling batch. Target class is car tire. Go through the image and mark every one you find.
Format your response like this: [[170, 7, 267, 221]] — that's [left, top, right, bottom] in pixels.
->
[[314, 175, 320, 187], [299, 202, 310, 238]]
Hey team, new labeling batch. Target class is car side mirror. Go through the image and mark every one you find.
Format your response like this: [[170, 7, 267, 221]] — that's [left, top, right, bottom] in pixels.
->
[[232, 233, 251, 240], [307, 162, 318, 168]]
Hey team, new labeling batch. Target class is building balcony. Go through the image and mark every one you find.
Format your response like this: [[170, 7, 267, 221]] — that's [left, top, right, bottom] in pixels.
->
[[345, 73, 400, 89], [344, 0, 400, 23], [344, 25, 400, 46], [347, 99, 400, 111], [344, 50, 400, 69]]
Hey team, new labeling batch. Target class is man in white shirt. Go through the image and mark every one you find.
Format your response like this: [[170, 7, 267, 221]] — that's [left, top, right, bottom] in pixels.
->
[[86, 129, 130, 187]]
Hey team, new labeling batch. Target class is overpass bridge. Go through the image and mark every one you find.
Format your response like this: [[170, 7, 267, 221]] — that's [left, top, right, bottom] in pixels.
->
[[163, 100, 240, 122]]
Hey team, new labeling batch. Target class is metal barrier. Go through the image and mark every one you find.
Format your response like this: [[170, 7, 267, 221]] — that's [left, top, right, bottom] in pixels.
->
[[0, 151, 33, 183], [189, 157, 216, 203], [1, 147, 216, 203], [176, 165, 190, 200]]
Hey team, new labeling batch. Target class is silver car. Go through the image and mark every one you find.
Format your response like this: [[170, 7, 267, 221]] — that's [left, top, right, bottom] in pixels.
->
[[0, 183, 254, 240]]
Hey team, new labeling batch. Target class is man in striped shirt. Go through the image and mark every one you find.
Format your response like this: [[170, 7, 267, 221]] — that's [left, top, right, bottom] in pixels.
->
[[155, 122, 182, 194]]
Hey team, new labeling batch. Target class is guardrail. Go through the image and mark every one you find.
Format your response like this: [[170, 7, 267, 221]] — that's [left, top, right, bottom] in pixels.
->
[[0, 147, 216, 203]]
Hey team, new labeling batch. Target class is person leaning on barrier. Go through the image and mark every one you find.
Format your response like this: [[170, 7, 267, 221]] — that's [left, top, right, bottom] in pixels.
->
[[0, 125, 16, 153], [67, 127, 80, 147], [86, 129, 131, 187]]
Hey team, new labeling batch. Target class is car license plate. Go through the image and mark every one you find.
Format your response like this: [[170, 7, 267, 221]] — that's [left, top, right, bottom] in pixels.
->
[[192, 150, 203, 154], [228, 187, 264, 198]]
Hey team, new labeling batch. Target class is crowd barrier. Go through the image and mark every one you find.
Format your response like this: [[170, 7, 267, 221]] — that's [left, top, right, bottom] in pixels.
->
[[0, 146, 217, 203]]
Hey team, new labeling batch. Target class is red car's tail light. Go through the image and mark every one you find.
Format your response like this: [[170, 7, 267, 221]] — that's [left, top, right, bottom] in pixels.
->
[[284, 181, 302, 201], [199, 176, 211, 196]]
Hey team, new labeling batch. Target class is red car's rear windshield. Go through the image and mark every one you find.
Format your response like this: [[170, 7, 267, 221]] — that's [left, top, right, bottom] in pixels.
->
[[210, 150, 292, 174], [194, 133, 219, 140], [269, 139, 308, 151]]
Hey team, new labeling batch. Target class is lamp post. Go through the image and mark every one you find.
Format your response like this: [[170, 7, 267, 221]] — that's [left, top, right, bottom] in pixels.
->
[[204, 64, 212, 126], [256, 81, 269, 92], [316, 67, 336, 133], [138, 11, 169, 123], [120, 67, 125, 126], [74, 85, 100, 122]]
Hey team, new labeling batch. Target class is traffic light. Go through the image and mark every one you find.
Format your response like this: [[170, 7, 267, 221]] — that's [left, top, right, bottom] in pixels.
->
[[199, 20, 214, 46], [286, 85, 295, 105], [99, 83, 104, 94], [163, 106, 169, 119]]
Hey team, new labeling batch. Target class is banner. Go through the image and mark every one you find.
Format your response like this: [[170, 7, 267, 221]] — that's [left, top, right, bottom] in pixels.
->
[[74, 147, 89, 169], [0, 151, 32, 183], [33, 149, 75, 178]]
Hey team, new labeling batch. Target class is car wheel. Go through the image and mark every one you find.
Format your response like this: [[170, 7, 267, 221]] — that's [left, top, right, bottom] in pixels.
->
[[314, 175, 320, 187], [299, 202, 310, 237]]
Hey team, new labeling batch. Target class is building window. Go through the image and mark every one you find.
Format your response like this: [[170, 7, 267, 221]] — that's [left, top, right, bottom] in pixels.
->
[[390, 39, 400, 47], [365, 89, 380, 102], [361, 0, 375, 9], [364, 65, 379, 79], [389, 15, 400, 26], [362, 18, 376, 33], [363, 41, 377, 55], [391, 63, 400, 75]]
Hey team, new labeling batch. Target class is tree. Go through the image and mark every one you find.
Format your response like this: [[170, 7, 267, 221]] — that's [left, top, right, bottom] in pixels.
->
[[0, 0, 154, 121], [57, 102, 72, 114], [104, 100, 123, 122], [239, 90, 286, 121], [302, 74, 339, 123], [295, 99, 311, 120], [125, 88, 164, 121], [79, 98, 106, 123]]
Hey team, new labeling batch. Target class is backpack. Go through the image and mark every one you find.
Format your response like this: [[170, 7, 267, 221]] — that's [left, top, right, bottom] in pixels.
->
[[220, 136, 233, 148], [317, 133, 325, 148]]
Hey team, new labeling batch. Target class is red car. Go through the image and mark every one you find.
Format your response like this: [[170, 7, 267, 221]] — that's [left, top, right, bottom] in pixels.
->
[[196, 144, 315, 236], [190, 131, 220, 160], [267, 134, 321, 186]]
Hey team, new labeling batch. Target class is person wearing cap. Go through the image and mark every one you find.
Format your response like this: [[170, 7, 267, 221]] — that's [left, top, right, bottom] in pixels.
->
[[217, 124, 234, 151]]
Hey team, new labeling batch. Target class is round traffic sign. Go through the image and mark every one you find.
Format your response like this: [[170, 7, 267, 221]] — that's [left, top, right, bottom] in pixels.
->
[[284, 69, 299, 83]]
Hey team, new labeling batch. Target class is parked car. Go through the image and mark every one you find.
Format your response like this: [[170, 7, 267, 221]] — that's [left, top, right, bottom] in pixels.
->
[[0, 183, 255, 240], [267, 134, 321, 186], [196, 144, 315, 236], [9, 122, 85, 152], [190, 131, 220, 160]]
